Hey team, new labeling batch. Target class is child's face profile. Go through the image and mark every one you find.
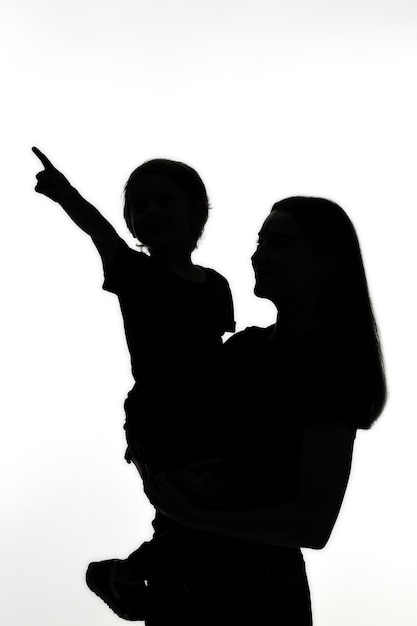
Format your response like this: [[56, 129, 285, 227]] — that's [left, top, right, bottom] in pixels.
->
[[127, 174, 195, 254]]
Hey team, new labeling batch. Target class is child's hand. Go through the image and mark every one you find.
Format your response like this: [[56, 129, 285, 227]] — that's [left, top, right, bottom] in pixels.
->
[[32, 147, 77, 203]]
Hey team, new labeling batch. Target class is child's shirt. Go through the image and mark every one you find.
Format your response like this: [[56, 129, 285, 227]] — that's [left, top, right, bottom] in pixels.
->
[[99, 236, 235, 473]]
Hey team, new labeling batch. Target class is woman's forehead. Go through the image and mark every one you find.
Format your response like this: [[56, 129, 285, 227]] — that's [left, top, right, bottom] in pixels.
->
[[260, 211, 299, 236]]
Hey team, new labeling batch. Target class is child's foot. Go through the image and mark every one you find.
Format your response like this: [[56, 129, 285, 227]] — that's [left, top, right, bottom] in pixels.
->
[[86, 559, 152, 621]]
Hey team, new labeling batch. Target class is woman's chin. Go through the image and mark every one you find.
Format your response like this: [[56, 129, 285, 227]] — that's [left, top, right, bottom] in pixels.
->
[[254, 281, 283, 303], [254, 283, 269, 299]]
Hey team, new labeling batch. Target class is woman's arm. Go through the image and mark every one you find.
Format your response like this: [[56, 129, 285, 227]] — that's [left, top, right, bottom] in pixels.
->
[[32, 147, 120, 264], [147, 421, 356, 549]]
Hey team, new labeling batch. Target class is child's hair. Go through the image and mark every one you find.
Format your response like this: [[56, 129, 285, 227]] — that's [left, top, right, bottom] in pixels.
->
[[123, 159, 210, 250]]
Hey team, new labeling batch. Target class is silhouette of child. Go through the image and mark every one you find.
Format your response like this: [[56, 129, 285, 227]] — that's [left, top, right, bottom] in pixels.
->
[[32, 147, 235, 621]]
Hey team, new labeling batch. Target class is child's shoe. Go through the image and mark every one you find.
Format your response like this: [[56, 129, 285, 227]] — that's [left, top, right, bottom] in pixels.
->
[[86, 558, 152, 621]]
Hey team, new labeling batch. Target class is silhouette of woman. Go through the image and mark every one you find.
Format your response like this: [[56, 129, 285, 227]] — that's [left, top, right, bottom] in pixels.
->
[[146, 197, 388, 625]]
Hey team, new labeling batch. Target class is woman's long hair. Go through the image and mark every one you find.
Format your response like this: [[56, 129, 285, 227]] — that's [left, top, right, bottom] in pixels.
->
[[272, 197, 387, 429]]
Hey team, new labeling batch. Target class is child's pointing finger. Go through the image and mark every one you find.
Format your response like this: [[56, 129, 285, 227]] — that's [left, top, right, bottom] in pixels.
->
[[32, 146, 56, 171]]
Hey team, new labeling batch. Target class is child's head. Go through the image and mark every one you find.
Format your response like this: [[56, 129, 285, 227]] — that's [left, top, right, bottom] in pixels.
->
[[123, 159, 210, 254]]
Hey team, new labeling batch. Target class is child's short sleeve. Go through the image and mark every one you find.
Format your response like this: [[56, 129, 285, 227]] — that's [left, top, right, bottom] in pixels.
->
[[221, 277, 236, 333], [101, 238, 133, 295], [208, 271, 236, 335]]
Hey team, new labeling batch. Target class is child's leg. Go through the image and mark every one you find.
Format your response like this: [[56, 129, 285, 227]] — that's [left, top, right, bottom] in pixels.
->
[[144, 573, 206, 626], [120, 527, 183, 580]]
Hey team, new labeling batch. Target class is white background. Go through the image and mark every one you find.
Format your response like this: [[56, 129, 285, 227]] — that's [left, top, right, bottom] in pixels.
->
[[1, 1, 416, 624]]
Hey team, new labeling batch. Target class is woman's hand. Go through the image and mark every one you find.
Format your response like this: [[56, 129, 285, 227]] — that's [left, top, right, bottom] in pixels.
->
[[144, 458, 227, 525], [168, 458, 227, 508], [144, 468, 198, 525], [32, 147, 77, 204]]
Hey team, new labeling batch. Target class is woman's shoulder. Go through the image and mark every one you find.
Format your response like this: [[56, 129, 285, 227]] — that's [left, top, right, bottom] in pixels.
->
[[223, 325, 271, 348]]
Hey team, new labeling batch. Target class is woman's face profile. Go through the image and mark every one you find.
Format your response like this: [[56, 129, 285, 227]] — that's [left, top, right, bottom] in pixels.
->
[[251, 210, 323, 304]]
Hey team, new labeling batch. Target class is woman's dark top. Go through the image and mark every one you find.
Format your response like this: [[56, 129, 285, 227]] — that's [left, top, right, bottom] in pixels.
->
[[100, 237, 235, 474], [219, 325, 357, 511], [129, 323, 357, 572]]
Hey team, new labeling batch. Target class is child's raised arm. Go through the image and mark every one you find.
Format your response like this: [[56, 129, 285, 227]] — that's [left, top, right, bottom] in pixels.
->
[[32, 147, 120, 264]]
